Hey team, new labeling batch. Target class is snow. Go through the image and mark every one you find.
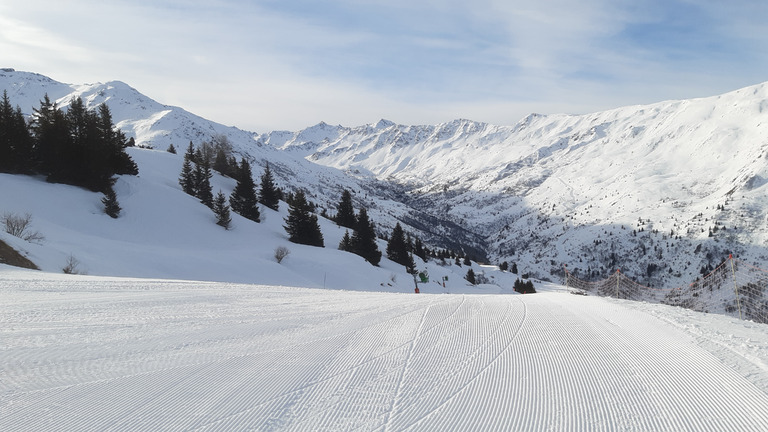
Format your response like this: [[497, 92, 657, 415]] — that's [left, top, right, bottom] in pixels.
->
[[7, 69, 768, 288], [2, 70, 768, 429], [2, 269, 768, 431], [0, 143, 766, 428]]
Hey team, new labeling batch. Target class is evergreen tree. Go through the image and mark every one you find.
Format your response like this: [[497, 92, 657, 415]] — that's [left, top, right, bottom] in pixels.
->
[[229, 158, 260, 222], [338, 230, 352, 252], [213, 190, 232, 229], [284, 191, 295, 207], [413, 237, 426, 261], [514, 279, 536, 294], [47, 96, 90, 187], [0, 90, 13, 171], [386, 223, 414, 271], [195, 158, 214, 208], [334, 189, 356, 229], [97, 104, 137, 177], [511, 262, 518, 274], [177, 142, 197, 197], [283, 190, 324, 247], [167, 143, 177, 154], [102, 181, 121, 218], [30, 94, 66, 175], [259, 162, 280, 211], [184, 141, 196, 164], [179, 156, 196, 195], [25, 96, 137, 192], [12, 105, 34, 173], [351, 207, 381, 266], [0, 91, 33, 173], [466, 268, 476, 285]]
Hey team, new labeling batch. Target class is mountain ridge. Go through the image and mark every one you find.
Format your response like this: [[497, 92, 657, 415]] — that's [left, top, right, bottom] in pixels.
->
[[2, 69, 768, 288]]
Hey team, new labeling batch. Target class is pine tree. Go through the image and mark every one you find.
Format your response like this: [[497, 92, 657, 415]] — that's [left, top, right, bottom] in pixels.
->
[[102, 181, 121, 218], [97, 104, 137, 178], [213, 190, 232, 229], [0, 91, 33, 173], [338, 230, 352, 252], [283, 190, 324, 247], [514, 279, 536, 294], [31, 94, 66, 175], [259, 162, 280, 211], [184, 141, 196, 164], [351, 207, 381, 266], [229, 158, 260, 222], [466, 268, 476, 285], [386, 223, 414, 271], [179, 156, 196, 195], [334, 189, 356, 229], [413, 237, 426, 261], [195, 159, 214, 208], [24, 96, 136, 191], [167, 143, 177, 154], [0, 90, 14, 172]]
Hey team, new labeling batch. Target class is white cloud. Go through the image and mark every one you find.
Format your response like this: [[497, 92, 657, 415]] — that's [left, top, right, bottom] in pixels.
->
[[0, 15, 94, 65], [2, 0, 767, 132]]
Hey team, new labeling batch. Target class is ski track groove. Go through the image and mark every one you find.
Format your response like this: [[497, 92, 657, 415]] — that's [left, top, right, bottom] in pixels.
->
[[4, 279, 768, 431], [2, 289, 439, 431], [381, 304, 430, 432], [187, 296, 466, 432], [393, 295, 527, 431]]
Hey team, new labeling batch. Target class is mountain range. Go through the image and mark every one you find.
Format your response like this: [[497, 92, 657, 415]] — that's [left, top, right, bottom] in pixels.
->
[[2, 68, 768, 287]]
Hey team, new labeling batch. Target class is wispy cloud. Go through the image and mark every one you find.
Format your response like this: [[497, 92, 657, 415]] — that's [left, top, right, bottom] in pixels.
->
[[1, 0, 766, 131]]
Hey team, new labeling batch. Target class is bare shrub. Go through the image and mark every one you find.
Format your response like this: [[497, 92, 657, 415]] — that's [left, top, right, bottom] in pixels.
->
[[62, 254, 84, 275], [2, 212, 45, 244], [274, 246, 291, 263]]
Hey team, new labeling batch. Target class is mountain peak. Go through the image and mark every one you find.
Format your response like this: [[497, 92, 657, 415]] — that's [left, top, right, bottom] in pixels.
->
[[374, 119, 395, 129]]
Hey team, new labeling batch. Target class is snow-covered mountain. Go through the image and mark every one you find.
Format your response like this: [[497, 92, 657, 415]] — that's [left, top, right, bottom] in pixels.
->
[[3, 68, 768, 289], [256, 84, 768, 287]]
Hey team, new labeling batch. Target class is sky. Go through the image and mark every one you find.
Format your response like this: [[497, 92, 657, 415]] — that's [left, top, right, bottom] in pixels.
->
[[1, 0, 767, 133]]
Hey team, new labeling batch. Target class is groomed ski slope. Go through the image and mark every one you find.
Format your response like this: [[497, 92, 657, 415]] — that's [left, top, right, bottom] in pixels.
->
[[2, 268, 768, 431]]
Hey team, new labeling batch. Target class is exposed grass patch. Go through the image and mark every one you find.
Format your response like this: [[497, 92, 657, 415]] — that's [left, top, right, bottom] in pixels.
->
[[0, 238, 39, 270]]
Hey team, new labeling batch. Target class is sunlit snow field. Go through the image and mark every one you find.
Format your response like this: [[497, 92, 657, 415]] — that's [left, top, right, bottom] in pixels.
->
[[2, 73, 768, 430], [2, 268, 767, 431]]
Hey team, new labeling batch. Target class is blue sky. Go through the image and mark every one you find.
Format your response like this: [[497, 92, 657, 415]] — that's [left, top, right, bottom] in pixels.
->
[[1, 0, 766, 132]]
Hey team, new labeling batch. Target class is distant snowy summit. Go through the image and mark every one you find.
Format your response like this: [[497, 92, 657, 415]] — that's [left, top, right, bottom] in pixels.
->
[[3, 69, 768, 287]]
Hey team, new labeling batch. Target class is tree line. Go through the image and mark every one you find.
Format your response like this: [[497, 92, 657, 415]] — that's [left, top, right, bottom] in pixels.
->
[[178, 139, 282, 230], [0, 91, 138, 218]]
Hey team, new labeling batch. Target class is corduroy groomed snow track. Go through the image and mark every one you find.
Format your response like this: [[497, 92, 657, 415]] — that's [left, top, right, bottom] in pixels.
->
[[2, 274, 768, 431]]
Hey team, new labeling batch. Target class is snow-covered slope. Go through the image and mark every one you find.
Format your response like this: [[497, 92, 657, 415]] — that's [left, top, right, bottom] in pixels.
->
[[1, 145, 510, 294], [0, 69, 486, 257], [258, 83, 768, 287], [3, 69, 768, 291], [2, 269, 768, 431]]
